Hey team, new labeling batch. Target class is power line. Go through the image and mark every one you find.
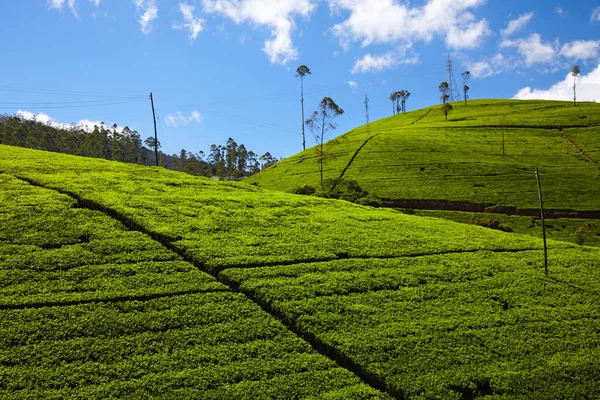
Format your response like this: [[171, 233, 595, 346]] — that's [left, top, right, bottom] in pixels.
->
[[0, 85, 145, 99], [0, 98, 147, 110]]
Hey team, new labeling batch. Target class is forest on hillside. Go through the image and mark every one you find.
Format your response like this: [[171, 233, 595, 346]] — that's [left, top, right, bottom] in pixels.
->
[[0, 114, 278, 179]]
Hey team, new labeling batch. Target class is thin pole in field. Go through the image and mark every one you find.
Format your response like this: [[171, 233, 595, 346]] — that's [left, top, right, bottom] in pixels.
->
[[150, 92, 159, 167], [535, 168, 548, 276]]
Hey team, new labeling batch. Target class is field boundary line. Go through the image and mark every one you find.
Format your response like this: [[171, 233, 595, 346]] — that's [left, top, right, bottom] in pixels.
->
[[379, 198, 600, 219], [560, 129, 600, 168], [215, 247, 542, 273], [331, 133, 382, 191], [411, 108, 432, 124], [0, 288, 228, 311], [7, 173, 395, 399]]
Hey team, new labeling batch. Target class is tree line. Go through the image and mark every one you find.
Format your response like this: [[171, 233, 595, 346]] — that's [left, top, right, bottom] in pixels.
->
[[0, 114, 278, 179]]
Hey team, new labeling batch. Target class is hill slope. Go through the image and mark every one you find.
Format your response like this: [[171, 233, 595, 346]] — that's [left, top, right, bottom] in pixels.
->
[[1, 145, 600, 399], [248, 99, 600, 211]]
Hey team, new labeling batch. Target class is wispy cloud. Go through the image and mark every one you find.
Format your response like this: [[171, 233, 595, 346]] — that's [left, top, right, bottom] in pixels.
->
[[351, 45, 418, 74], [500, 33, 557, 67], [173, 3, 205, 41], [165, 110, 203, 127], [501, 12, 533, 37], [48, 0, 79, 18], [592, 7, 600, 23], [133, 0, 158, 34], [202, 0, 316, 65], [560, 40, 600, 60]]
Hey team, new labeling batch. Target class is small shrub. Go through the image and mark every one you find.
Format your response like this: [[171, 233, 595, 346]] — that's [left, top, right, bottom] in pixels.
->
[[355, 196, 382, 207], [468, 216, 513, 232], [293, 185, 316, 196]]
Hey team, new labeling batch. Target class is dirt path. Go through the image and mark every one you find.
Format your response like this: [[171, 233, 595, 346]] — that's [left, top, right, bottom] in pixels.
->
[[560, 129, 600, 168]]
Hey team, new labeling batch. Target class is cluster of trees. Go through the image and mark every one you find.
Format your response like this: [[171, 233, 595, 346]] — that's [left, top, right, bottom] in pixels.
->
[[388, 90, 411, 116], [438, 70, 471, 121], [0, 114, 278, 179]]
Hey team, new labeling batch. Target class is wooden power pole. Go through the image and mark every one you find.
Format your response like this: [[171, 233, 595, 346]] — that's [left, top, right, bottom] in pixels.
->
[[535, 168, 548, 276], [149, 92, 159, 167]]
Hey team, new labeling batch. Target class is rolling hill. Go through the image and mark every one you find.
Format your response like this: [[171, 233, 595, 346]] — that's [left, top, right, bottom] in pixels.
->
[[1, 144, 599, 399], [248, 99, 600, 212]]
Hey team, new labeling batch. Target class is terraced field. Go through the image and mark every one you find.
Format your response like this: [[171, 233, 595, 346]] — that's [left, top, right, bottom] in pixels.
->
[[248, 99, 600, 212], [1, 144, 600, 399]]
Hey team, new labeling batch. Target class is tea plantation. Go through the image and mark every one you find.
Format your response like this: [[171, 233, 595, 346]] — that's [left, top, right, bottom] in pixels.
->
[[247, 99, 600, 212], [1, 143, 599, 399]]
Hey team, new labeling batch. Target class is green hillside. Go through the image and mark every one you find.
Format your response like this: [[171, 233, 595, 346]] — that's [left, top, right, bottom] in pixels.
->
[[248, 99, 600, 211], [1, 145, 600, 399]]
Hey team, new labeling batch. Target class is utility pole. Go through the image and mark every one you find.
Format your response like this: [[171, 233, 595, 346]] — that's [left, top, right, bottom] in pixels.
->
[[446, 54, 460, 103], [149, 92, 158, 167], [535, 168, 548, 276], [364, 94, 370, 133]]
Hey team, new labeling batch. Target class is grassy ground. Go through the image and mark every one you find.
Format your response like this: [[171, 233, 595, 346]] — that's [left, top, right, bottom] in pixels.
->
[[248, 99, 600, 211], [1, 145, 599, 399]]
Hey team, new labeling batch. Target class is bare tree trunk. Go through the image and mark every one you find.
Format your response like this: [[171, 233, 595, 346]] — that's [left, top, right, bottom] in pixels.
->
[[573, 78, 577, 107], [301, 78, 306, 150], [320, 114, 325, 185]]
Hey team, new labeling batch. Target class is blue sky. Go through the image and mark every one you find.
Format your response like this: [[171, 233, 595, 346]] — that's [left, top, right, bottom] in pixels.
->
[[2, 0, 600, 159]]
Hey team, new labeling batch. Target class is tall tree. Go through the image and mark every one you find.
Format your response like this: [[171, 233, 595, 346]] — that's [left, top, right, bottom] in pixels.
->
[[441, 103, 453, 121], [571, 65, 580, 107], [462, 71, 470, 106], [439, 82, 450, 104], [401, 90, 411, 113], [305, 97, 345, 185], [296, 65, 311, 151], [389, 92, 397, 116], [396, 90, 404, 114]]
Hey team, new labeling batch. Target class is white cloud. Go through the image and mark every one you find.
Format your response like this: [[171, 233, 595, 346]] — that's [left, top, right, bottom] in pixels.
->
[[173, 3, 205, 41], [446, 19, 490, 49], [133, 0, 158, 34], [592, 7, 600, 22], [16, 110, 124, 132], [560, 40, 600, 60], [555, 7, 563, 16], [467, 53, 507, 78], [513, 63, 600, 102], [351, 47, 418, 74], [346, 80, 358, 88], [90, 0, 101, 6], [48, 0, 79, 18], [501, 33, 557, 66], [501, 12, 533, 37], [329, 0, 490, 52], [165, 110, 203, 127], [202, 0, 316, 65]]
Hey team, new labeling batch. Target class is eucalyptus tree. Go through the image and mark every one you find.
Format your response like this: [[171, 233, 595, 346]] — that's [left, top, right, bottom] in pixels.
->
[[296, 65, 311, 150], [571, 65, 580, 107], [389, 92, 397, 115], [306, 97, 345, 185], [396, 90, 404, 114], [462, 71, 470, 106], [442, 103, 453, 121], [439, 82, 450, 104], [401, 90, 411, 113]]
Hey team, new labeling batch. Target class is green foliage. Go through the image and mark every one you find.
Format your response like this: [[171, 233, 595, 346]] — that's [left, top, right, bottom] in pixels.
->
[[1, 145, 599, 398], [467, 215, 513, 232], [293, 184, 316, 195], [0, 169, 379, 398], [248, 99, 600, 212]]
